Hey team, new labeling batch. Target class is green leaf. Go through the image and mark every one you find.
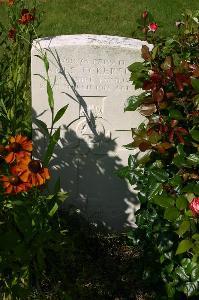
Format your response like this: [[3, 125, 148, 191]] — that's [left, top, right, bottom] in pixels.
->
[[148, 183, 163, 201], [191, 267, 199, 281], [176, 220, 190, 236], [153, 195, 174, 208], [53, 104, 69, 125], [124, 93, 146, 111], [193, 94, 199, 109], [182, 183, 199, 195], [48, 202, 58, 217], [164, 207, 180, 221], [169, 109, 184, 120], [169, 175, 182, 187], [176, 196, 188, 210], [190, 128, 199, 142], [34, 119, 49, 137], [191, 77, 199, 92], [184, 281, 199, 297], [176, 266, 189, 281], [149, 168, 168, 182], [176, 240, 193, 255], [128, 62, 144, 73], [43, 53, 50, 72], [192, 233, 199, 240], [43, 127, 60, 165], [53, 177, 61, 194], [187, 153, 199, 165], [47, 81, 54, 110]]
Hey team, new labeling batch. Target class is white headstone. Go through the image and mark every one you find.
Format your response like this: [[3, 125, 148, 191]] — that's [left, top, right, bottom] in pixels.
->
[[31, 34, 150, 230]]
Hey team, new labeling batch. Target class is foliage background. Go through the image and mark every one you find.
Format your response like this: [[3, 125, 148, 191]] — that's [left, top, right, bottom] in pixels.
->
[[0, 0, 199, 39]]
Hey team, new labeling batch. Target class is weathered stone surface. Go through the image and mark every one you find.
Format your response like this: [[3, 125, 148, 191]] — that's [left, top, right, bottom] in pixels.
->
[[31, 34, 150, 230]]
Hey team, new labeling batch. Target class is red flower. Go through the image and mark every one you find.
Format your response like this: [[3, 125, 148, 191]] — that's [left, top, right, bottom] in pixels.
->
[[0, 174, 31, 194], [8, 28, 16, 40], [189, 197, 199, 216], [148, 22, 158, 32], [4, 135, 32, 164], [18, 9, 35, 25]]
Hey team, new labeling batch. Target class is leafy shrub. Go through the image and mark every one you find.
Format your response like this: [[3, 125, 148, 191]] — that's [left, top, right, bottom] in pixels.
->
[[119, 10, 199, 299]]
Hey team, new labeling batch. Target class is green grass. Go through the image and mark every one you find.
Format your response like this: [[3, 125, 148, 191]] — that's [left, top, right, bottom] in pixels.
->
[[0, 0, 199, 39]]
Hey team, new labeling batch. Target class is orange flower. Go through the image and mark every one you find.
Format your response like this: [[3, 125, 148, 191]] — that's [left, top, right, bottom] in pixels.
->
[[0, 174, 31, 194], [5, 135, 32, 164], [18, 9, 35, 25], [12, 158, 50, 187], [7, 0, 15, 6]]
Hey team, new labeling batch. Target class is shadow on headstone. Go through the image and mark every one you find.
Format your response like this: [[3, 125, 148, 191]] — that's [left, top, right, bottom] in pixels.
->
[[32, 43, 139, 231]]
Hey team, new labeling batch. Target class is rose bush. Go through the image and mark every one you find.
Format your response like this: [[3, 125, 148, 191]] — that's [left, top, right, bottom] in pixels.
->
[[119, 10, 199, 299]]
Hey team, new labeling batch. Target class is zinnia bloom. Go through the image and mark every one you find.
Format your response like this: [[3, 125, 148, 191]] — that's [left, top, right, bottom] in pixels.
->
[[4, 135, 32, 164], [12, 158, 50, 187], [18, 9, 35, 25], [0, 175, 30, 194], [148, 22, 158, 32], [189, 197, 199, 216]]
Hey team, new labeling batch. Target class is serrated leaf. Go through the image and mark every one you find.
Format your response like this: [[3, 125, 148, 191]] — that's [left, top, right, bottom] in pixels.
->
[[164, 207, 179, 221], [176, 240, 193, 255], [53, 104, 68, 125]]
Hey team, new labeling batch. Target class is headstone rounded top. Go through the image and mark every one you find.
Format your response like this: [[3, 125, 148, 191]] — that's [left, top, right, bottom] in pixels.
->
[[33, 34, 152, 50]]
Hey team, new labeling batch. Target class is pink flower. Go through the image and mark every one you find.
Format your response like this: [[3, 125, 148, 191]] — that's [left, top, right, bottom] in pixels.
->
[[148, 22, 158, 32], [189, 197, 199, 216]]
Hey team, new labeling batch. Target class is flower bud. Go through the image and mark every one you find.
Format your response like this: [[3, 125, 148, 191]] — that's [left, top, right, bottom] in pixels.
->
[[142, 11, 148, 19]]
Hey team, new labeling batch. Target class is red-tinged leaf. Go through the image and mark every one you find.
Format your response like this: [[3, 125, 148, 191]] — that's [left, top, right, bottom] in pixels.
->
[[176, 127, 189, 135], [169, 129, 174, 142], [152, 88, 164, 103], [176, 132, 185, 144], [143, 80, 153, 90], [141, 45, 151, 61], [175, 73, 191, 91]]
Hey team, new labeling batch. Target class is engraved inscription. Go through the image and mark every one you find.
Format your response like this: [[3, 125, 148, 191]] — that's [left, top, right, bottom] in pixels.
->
[[39, 57, 133, 93]]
